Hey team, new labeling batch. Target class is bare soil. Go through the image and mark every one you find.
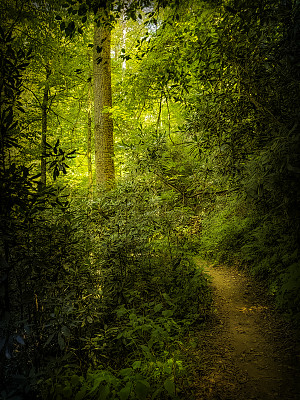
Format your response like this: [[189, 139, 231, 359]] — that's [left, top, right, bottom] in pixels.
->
[[188, 258, 300, 400]]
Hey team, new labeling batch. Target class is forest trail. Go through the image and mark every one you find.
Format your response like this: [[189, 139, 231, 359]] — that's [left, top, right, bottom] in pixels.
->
[[189, 259, 300, 400]]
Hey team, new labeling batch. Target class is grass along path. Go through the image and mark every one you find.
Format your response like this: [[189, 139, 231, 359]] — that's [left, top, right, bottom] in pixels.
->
[[188, 258, 300, 400]]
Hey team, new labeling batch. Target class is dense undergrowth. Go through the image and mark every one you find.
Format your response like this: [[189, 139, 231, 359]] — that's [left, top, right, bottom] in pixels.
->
[[196, 105, 300, 323], [1, 180, 211, 400], [198, 138, 300, 323], [199, 193, 299, 321]]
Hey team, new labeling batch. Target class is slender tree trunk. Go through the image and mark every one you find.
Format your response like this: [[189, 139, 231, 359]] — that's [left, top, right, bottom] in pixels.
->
[[40, 66, 51, 187], [93, 13, 115, 188], [121, 13, 127, 72], [87, 78, 93, 198]]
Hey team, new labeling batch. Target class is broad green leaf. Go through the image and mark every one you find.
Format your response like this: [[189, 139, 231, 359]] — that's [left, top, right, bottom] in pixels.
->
[[162, 309, 173, 318], [58, 333, 65, 350], [71, 375, 81, 386], [119, 368, 133, 377], [164, 378, 175, 396], [98, 384, 110, 400], [75, 387, 87, 400], [44, 333, 55, 347], [62, 385, 72, 398], [135, 380, 150, 400], [132, 360, 141, 369], [153, 303, 163, 312], [61, 325, 71, 337], [119, 382, 132, 400], [140, 344, 150, 354]]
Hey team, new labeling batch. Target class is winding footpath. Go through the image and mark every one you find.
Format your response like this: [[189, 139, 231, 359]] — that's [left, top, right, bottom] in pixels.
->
[[190, 259, 300, 400]]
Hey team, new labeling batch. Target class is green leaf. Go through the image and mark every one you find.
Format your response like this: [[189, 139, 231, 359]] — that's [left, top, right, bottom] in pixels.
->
[[55, 15, 62, 20], [119, 383, 132, 400], [135, 380, 150, 400], [58, 333, 65, 350], [44, 332, 55, 347], [140, 344, 150, 354], [75, 387, 87, 400], [98, 384, 110, 400], [132, 360, 141, 370], [153, 303, 163, 313], [164, 378, 175, 396], [119, 368, 133, 377], [61, 325, 71, 337], [62, 385, 72, 398], [71, 375, 81, 386], [162, 309, 173, 318]]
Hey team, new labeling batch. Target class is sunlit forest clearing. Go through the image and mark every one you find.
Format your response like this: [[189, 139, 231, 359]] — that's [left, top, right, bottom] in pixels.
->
[[0, 0, 300, 399]]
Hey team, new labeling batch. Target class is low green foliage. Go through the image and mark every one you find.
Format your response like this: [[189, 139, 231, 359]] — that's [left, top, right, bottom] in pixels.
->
[[1, 178, 211, 398]]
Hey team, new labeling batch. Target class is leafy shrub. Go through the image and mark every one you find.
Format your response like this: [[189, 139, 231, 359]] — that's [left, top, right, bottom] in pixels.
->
[[8, 179, 210, 399]]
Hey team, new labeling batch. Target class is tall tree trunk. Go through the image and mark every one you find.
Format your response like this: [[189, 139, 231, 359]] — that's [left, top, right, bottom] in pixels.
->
[[93, 13, 115, 188], [87, 78, 93, 198], [40, 66, 51, 187]]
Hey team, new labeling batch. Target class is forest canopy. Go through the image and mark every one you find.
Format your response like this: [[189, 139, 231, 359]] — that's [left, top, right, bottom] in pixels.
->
[[0, 0, 299, 398]]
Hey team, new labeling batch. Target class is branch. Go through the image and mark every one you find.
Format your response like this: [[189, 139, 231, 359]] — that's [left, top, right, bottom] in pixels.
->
[[152, 170, 185, 194], [187, 187, 239, 198], [23, 85, 42, 107]]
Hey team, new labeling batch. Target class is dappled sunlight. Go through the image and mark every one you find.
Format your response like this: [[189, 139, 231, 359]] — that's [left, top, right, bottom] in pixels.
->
[[238, 305, 269, 314]]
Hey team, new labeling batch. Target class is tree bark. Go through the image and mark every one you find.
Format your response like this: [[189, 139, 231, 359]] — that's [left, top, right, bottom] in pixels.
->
[[93, 13, 115, 188], [87, 78, 93, 198], [40, 66, 51, 187]]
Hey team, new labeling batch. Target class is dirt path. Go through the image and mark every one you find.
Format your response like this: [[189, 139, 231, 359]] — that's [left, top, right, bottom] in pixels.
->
[[189, 259, 300, 400]]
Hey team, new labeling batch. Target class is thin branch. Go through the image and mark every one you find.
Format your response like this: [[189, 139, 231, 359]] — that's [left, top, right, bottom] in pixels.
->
[[163, 87, 174, 144], [23, 85, 42, 107], [152, 170, 185, 194], [156, 92, 163, 133], [187, 187, 239, 199], [49, 109, 74, 125]]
